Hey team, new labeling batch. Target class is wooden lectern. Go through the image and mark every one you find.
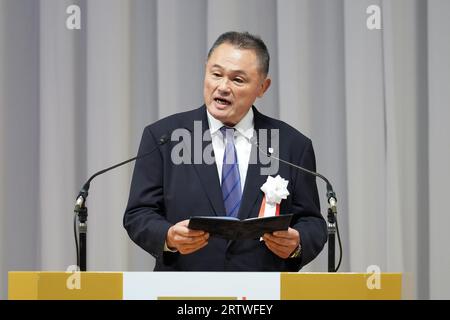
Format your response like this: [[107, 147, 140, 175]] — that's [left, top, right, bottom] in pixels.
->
[[8, 272, 406, 300]]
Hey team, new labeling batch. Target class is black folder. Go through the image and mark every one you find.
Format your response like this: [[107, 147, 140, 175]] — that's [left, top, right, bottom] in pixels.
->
[[188, 214, 294, 240]]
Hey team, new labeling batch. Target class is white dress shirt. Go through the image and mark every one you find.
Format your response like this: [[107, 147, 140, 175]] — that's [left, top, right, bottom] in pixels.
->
[[206, 108, 254, 192]]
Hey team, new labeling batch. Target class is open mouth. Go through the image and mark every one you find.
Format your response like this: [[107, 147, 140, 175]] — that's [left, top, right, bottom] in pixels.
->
[[214, 97, 232, 106]]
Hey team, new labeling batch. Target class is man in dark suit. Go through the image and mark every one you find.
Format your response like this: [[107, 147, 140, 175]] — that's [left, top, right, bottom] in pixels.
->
[[124, 31, 327, 271]]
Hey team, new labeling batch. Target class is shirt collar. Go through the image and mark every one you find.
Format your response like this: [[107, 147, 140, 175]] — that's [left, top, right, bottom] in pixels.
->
[[206, 107, 254, 140]]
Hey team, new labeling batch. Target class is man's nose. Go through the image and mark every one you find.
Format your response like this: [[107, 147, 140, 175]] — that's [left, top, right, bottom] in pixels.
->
[[217, 78, 231, 93]]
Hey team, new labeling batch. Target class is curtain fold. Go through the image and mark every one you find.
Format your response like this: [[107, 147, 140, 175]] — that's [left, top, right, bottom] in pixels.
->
[[344, 0, 388, 271], [428, 0, 450, 300], [39, 0, 82, 271], [85, 0, 132, 270], [0, 0, 40, 298]]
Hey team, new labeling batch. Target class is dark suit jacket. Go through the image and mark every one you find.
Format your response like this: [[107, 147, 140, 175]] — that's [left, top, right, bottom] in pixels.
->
[[124, 105, 327, 271]]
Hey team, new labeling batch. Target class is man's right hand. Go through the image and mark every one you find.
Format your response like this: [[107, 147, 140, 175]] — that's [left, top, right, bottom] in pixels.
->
[[166, 219, 209, 254]]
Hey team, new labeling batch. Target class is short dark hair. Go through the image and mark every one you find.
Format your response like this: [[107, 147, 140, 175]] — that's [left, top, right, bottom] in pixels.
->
[[207, 31, 270, 76]]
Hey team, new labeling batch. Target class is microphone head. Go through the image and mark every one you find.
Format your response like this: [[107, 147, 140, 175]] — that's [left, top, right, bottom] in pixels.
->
[[158, 133, 170, 145], [247, 135, 273, 158], [249, 135, 258, 146]]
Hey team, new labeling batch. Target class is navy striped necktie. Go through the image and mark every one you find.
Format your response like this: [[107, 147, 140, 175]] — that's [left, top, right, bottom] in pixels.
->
[[220, 126, 242, 218]]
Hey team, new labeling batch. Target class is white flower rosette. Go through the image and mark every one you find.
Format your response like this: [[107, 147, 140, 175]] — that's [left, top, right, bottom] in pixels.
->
[[258, 175, 290, 218]]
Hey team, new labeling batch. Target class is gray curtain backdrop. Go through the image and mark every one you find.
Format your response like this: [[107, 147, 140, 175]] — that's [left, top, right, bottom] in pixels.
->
[[0, 0, 449, 299]]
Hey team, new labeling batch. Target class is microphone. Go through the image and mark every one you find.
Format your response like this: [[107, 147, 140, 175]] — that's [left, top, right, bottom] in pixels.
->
[[248, 136, 337, 210], [247, 135, 341, 272], [75, 132, 171, 207], [73, 131, 171, 271]]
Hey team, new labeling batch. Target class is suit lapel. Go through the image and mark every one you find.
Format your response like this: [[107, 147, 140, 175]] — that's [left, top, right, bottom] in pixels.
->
[[187, 106, 226, 216], [237, 107, 274, 220]]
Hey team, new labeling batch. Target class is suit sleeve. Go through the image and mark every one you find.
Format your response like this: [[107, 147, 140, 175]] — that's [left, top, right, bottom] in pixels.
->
[[123, 126, 172, 258], [288, 139, 328, 269]]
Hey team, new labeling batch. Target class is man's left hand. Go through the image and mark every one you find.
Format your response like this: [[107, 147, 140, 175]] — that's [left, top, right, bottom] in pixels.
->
[[263, 228, 300, 259]]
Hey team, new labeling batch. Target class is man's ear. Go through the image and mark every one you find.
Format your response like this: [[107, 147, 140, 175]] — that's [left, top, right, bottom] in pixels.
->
[[257, 77, 271, 98]]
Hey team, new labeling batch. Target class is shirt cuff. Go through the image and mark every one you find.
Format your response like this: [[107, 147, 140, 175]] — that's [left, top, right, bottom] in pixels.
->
[[163, 241, 178, 252]]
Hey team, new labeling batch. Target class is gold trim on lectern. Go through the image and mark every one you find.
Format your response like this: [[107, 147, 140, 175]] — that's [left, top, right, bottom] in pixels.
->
[[280, 272, 402, 300], [8, 272, 123, 300]]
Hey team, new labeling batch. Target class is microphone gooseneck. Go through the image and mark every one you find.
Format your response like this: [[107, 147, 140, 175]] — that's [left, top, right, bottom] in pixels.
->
[[75, 133, 171, 206], [73, 132, 171, 271], [249, 135, 342, 272], [251, 137, 336, 196]]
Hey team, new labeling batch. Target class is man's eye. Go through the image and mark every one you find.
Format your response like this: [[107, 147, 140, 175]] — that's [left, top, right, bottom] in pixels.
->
[[233, 78, 244, 83], [212, 73, 221, 77]]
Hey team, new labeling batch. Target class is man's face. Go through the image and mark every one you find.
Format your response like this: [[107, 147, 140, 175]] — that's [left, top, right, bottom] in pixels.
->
[[203, 43, 271, 126]]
